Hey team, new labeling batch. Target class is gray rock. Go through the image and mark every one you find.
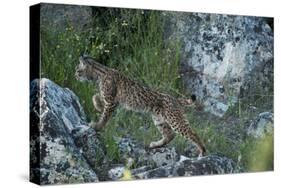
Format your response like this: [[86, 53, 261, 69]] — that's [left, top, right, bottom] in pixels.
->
[[107, 165, 154, 181], [131, 166, 153, 175], [40, 3, 92, 31], [30, 78, 104, 185], [115, 137, 179, 168], [111, 137, 239, 181], [147, 147, 179, 167], [30, 78, 242, 184], [108, 166, 126, 180], [134, 154, 238, 179], [71, 126, 106, 167], [247, 112, 274, 138], [164, 13, 273, 117]]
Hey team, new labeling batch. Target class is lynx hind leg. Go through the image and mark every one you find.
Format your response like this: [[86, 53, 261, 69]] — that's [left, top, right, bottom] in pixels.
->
[[92, 94, 104, 112], [149, 115, 175, 149], [183, 125, 206, 157], [165, 110, 206, 157]]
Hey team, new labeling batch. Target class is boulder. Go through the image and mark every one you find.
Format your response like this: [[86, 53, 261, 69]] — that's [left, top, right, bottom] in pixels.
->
[[40, 3, 92, 31], [134, 154, 238, 179], [247, 112, 274, 138], [164, 13, 273, 117], [30, 78, 104, 185], [115, 137, 180, 167]]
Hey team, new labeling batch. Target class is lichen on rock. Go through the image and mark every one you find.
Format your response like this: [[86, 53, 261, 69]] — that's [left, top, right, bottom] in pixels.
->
[[247, 112, 273, 138], [164, 13, 273, 117], [30, 78, 244, 184], [30, 78, 103, 185]]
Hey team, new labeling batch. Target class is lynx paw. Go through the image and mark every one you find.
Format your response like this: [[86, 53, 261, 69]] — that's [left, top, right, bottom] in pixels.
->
[[89, 120, 95, 128], [149, 141, 162, 149], [198, 149, 207, 158], [149, 142, 157, 149], [89, 121, 103, 131]]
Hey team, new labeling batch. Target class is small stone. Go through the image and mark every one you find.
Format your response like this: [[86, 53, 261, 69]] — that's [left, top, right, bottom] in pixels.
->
[[108, 166, 126, 180], [247, 112, 274, 138], [219, 86, 225, 93]]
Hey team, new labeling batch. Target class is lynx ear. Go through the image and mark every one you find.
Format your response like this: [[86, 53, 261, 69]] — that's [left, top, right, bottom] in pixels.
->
[[79, 55, 93, 65]]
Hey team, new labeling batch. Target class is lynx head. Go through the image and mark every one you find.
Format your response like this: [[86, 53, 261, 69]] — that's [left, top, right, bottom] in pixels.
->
[[75, 56, 101, 82]]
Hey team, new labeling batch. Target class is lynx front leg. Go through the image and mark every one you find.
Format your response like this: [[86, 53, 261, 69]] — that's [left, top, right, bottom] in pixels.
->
[[149, 115, 175, 149], [93, 76, 117, 131], [90, 94, 108, 130], [93, 101, 116, 130], [92, 94, 104, 112]]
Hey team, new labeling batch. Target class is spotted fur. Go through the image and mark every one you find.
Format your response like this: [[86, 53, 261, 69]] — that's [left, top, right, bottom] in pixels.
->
[[75, 56, 206, 156]]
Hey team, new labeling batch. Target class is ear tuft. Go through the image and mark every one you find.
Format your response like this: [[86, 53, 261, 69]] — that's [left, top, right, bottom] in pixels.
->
[[80, 55, 93, 65]]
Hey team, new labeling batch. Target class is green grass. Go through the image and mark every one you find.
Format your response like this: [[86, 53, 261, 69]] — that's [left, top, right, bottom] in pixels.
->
[[40, 8, 273, 171], [239, 134, 273, 171], [41, 9, 183, 163]]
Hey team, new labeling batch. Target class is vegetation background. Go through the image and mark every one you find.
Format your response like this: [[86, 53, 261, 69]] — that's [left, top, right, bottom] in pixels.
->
[[40, 6, 273, 172]]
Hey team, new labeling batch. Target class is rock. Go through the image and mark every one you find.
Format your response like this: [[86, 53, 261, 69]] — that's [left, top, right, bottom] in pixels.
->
[[115, 137, 138, 155], [30, 78, 241, 184], [247, 112, 274, 138], [131, 166, 152, 175], [30, 78, 104, 185], [164, 13, 273, 117], [148, 147, 179, 167], [40, 3, 92, 31], [108, 165, 154, 181], [110, 137, 239, 181], [108, 166, 126, 180], [106, 149, 239, 181], [115, 136, 179, 167], [184, 144, 200, 158], [134, 154, 238, 179]]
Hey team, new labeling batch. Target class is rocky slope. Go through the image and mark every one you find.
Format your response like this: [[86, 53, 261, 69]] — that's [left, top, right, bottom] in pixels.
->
[[30, 78, 246, 184]]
